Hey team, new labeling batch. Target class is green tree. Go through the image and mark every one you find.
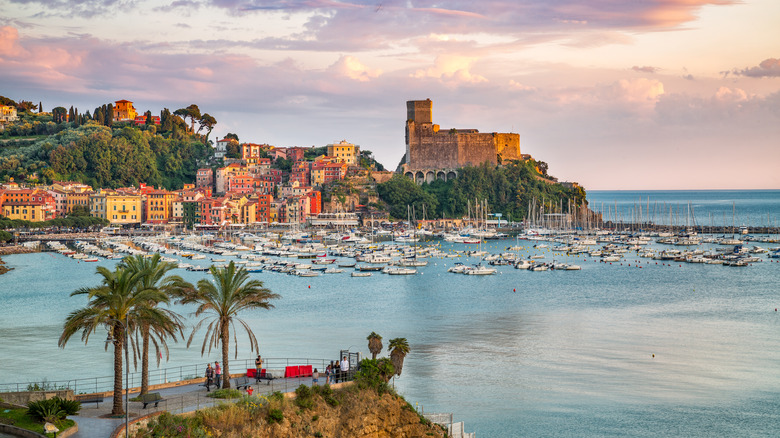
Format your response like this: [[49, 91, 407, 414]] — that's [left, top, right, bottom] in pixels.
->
[[59, 265, 171, 415], [388, 338, 410, 378], [178, 261, 280, 389], [197, 113, 217, 144], [367, 332, 383, 360], [119, 254, 187, 396], [174, 104, 201, 132]]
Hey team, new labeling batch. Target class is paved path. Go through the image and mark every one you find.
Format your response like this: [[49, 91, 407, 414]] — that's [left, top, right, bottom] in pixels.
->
[[68, 375, 329, 438]]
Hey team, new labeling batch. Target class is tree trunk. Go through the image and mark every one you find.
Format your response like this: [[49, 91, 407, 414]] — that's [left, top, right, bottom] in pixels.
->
[[221, 321, 231, 389], [140, 324, 149, 396], [111, 326, 125, 416]]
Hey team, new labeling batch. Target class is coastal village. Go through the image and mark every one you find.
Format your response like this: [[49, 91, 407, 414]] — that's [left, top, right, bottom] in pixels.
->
[[0, 98, 558, 232]]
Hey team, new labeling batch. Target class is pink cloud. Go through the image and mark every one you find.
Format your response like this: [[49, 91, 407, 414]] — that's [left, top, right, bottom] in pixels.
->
[[632, 65, 659, 74], [732, 58, 780, 78]]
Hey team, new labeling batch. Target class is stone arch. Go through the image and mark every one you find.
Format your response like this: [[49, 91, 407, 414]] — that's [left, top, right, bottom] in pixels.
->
[[415, 171, 425, 184], [447, 171, 457, 180], [405, 171, 414, 180], [436, 171, 446, 181], [425, 171, 435, 183]]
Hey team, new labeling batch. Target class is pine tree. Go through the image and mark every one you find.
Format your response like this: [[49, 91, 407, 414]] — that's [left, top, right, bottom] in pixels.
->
[[38, 102, 42, 113], [106, 103, 114, 126]]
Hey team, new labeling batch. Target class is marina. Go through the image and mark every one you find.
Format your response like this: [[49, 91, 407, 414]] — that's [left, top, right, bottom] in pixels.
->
[[2, 190, 780, 437]]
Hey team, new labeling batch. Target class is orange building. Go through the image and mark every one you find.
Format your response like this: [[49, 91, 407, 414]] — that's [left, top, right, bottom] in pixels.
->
[[146, 189, 175, 223], [114, 100, 137, 121]]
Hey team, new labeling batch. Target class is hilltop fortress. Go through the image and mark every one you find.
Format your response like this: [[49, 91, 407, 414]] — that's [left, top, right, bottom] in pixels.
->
[[401, 99, 521, 183]]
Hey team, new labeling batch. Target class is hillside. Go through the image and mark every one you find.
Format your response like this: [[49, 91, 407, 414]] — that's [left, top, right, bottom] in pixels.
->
[[377, 160, 587, 221], [1, 105, 211, 190], [135, 384, 447, 438]]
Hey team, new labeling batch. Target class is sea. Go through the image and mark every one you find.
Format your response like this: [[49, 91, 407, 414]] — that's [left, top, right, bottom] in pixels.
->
[[1, 189, 780, 437]]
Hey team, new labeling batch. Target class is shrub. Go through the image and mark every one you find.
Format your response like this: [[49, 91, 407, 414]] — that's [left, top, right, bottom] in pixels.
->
[[267, 408, 284, 424], [138, 411, 208, 437], [26, 399, 68, 422], [54, 397, 81, 416], [354, 358, 394, 395], [294, 384, 314, 410], [312, 384, 339, 407], [205, 388, 242, 399]]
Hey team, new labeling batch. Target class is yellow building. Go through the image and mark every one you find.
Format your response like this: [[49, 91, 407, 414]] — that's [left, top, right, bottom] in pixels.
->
[[146, 190, 175, 223], [66, 190, 94, 213], [2, 202, 48, 221], [106, 193, 142, 225], [0, 105, 18, 123], [113, 100, 137, 121], [326, 140, 359, 165]]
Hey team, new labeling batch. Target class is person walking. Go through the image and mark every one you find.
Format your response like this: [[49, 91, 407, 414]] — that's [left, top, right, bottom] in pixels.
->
[[325, 364, 331, 385], [214, 361, 222, 389], [333, 360, 340, 384], [205, 363, 214, 392], [312, 368, 319, 386]]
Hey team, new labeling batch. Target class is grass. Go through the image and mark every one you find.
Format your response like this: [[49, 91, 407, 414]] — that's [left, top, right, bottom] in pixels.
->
[[0, 407, 75, 438], [205, 388, 243, 399]]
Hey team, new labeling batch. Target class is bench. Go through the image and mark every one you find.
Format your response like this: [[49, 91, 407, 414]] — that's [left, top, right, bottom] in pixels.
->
[[75, 395, 103, 408], [234, 376, 252, 390], [140, 392, 166, 409], [256, 371, 275, 384]]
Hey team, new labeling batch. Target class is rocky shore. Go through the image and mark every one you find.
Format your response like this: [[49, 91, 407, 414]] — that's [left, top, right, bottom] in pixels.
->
[[0, 246, 38, 275]]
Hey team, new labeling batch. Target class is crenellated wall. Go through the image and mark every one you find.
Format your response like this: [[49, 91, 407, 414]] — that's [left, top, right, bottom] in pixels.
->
[[404, 99, 521, 182]]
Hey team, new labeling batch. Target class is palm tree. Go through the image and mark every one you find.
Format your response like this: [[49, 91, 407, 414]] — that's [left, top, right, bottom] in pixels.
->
[[388, 338, 410, 378], [178, 261, 279, 389], [59, 265, 172, 415], [367, 332, 383, 360], [119, 254, 188, 396]]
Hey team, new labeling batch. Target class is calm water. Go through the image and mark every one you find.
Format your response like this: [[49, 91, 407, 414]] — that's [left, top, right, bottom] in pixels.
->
[[2, 190, 780, 437], [588, 190, 780, 228]]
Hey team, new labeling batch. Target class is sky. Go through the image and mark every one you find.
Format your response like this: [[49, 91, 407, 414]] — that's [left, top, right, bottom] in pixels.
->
[[1, 0, 779, 190]]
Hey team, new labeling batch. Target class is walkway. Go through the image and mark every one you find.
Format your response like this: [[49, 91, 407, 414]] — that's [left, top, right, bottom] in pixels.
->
[[69, 375, 324, 438]]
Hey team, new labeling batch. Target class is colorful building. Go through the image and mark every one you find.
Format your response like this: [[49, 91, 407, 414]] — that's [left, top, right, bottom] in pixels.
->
[[113, 100, 137, 121], [0, 105, 18, 123], [326, 140, 359, 165], [146, 189, 175, 223]]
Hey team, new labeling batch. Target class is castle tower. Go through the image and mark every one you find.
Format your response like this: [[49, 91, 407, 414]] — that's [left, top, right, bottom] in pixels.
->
[[407, 99, 432, 124]]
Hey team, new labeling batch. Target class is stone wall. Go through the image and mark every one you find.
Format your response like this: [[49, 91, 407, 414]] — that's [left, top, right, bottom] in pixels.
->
[[0, 390, 74, 406], [404, 100, 522, 178], [457, 132, 498, 167], [494, 132, 521, 161]]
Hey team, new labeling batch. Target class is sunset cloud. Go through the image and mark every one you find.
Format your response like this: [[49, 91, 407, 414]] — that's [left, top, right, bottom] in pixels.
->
[[732, 58, 780, 78], [329, 55, 381, 82], [632, 65, 659, 74]]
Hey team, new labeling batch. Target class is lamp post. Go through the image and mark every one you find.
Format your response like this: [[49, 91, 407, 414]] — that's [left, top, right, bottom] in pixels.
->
[[106, 318, 129, 438]]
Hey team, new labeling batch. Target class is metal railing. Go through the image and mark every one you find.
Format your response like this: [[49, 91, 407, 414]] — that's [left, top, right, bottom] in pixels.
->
[[0, 357, 332, 394]]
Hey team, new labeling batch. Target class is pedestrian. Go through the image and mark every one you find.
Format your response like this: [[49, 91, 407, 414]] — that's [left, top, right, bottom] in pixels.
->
[[214, 361, 221, 389], [340, 355, 350, 381], [205, 363, 214, 392], [313, 368, 319, 386], [255, 354, 263, 382], [333, 360, 340, 383], [325, 364, 331, 385]]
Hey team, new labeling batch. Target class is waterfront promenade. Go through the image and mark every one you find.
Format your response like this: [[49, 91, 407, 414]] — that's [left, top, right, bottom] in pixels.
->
[[68, 374, 330, 438]]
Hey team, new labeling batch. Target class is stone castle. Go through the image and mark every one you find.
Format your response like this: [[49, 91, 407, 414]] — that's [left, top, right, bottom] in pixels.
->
[[401, 99, 521, 183]]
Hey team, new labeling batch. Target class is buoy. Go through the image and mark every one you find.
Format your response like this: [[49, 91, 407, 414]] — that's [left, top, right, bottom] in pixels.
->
[[513, 288, 516, 292], [652, 354, 655, 358], [308, 285, 311, 288]]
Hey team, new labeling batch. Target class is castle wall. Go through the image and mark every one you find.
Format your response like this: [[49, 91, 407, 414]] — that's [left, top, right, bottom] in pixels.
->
[[494, 133, 521, 162], [407, 122, 459, 169], [404, 99, 521, 179], [457, 133, 498, 167]]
